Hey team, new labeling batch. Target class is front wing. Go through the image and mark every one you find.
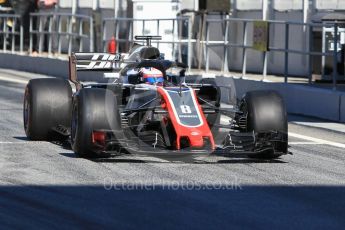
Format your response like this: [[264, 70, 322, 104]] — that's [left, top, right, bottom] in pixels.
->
[[90, 129, 288, 158]]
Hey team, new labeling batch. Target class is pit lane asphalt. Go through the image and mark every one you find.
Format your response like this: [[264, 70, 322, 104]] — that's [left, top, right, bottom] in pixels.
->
[[0, 69, 344, 229]]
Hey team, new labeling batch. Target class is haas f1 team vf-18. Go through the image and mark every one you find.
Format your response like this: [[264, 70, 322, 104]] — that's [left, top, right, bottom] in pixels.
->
[[23, 36, 288, 159]]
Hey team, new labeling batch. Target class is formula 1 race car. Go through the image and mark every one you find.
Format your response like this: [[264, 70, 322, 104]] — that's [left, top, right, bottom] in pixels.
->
[[23, 36, 288, 159]]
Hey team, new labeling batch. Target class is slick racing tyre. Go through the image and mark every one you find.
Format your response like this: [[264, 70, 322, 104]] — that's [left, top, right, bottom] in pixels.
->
[[71, 88, 121, 158], [241, 90, 288, 159], [23, 78, 72, 141]]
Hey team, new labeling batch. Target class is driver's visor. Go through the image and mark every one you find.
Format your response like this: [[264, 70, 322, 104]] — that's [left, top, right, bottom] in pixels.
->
[[144, 76, 164, 83]]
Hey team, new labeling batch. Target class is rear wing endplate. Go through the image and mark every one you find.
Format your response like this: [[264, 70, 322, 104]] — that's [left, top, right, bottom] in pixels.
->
[[69, 53, 121, 86]]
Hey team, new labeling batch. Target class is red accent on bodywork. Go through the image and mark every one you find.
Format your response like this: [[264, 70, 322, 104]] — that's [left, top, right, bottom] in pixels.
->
[[92, 131, 106, 146], [157, 87, 215, 150]]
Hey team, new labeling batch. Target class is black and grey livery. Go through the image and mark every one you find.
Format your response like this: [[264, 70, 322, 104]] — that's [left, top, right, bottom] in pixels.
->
[[23, 35, 288, 159]]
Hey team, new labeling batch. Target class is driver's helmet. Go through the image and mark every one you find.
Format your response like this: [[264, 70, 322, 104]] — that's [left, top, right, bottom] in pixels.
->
[[140, 67, 164, 84]]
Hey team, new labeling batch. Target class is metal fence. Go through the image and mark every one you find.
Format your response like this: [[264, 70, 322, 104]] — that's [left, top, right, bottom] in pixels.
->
[[0, 14, 23, 53], [29, 12, 94, 56], [203, 17, 339, 88], [102, 16, 343, 89]]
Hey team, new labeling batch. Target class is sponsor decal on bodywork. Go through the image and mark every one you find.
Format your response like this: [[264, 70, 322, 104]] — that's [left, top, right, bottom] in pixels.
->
[[162, 87, 203, 127], [76, 54, 121, 70]]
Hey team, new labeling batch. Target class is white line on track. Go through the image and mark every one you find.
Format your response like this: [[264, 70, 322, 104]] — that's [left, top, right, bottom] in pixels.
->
[[220, 117, 345, 149], [289, 142, 323, 145], [0, 76, 29, 85], [289, 132, 345, 148], [0, 142, 27, 144], [0, 142, 45, 144]]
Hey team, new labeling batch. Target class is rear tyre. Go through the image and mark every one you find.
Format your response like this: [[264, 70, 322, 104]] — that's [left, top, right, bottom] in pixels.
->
[[241, 90, 288, 159], [71, 88, 121, 158], [23, 78, 72, 141]]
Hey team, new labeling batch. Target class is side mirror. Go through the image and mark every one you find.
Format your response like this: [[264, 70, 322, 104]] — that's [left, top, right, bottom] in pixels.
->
[[167, 69, 186, 85]]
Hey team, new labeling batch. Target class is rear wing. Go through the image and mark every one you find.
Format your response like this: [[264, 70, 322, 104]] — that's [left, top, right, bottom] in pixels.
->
[[135, 35, 162, 46], [69, 53, 121, 85]]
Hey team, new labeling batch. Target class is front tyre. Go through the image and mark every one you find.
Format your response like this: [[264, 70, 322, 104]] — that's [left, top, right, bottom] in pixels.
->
[[71, 88, 121, 158], [241, 90, 288, 159]]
